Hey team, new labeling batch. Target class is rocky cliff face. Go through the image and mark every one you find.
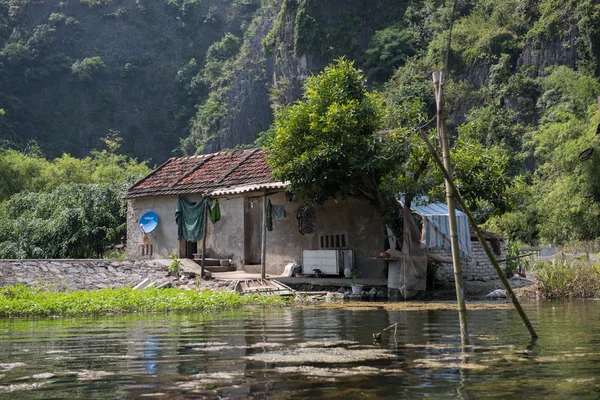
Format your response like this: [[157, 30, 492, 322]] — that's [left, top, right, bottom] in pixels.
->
[[198, 0, 599, 155], [2, 0, 598, 162], [0, 0, 257, 162], [198, 0, 408, 153]]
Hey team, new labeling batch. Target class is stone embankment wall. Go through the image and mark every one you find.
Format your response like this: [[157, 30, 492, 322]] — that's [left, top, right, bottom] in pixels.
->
[[0, 259, 171, 291], [433, 240, 507, 282]]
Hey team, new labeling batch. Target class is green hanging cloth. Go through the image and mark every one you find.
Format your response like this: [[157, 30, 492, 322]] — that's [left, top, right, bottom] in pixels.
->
[[208, 199, 221, 224], [265, 198, 273, 231], [176, 196, 206, 242]]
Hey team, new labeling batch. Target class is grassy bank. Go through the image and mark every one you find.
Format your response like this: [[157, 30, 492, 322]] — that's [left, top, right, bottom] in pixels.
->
[[0, 285, 288, 317], [535, 259, 600, 299]]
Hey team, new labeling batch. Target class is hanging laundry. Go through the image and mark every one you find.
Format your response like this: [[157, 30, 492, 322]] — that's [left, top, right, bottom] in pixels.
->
[[296, 203, 315, 235], [208, 199, 221, 224], [176, 196, 206, 242], [271, 205, 286, 221]]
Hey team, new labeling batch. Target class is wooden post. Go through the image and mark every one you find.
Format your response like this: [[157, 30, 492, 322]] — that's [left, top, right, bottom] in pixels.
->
[[433, 71, 469, 345], [261, 192, 267, 280], [418, 130, 539, 340], [200, 198, 208, 279]]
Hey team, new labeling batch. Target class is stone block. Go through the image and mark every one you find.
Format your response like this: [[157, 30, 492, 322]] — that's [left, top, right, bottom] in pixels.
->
[[48, 266, 60, 274]]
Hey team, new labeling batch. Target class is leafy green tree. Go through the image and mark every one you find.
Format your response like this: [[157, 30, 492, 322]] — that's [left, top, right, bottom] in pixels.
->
[[267, 58, 410, 236], [268, 58, 518, 239], [0, 146, 49, 201], [39, 154, 95, 191], [363, 24, 419, 82], [90, 130, 150, 184], [0, 183, 127, 259], [487, 66, 600, 244], [0, 131, 150, 258]]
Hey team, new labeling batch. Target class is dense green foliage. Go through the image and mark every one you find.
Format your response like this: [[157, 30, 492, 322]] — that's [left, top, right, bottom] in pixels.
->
[[267, 59, 411, 236], [267, 59, 515, 237], [3, 0, 600, 246], [535, 258, 600, 299], [268, 59, 393, 204], [379, 0, 600, 245], [0, 133, 149, 259], [0, 0, 261, 162], [0, 285, 287, 317]]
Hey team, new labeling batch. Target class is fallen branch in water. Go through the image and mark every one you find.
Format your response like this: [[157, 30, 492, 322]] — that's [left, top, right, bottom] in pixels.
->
[[373, 322, 399, 340]]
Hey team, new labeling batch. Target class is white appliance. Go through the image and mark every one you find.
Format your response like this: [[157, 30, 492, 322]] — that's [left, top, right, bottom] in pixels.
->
[[302, 249, 354, 275]]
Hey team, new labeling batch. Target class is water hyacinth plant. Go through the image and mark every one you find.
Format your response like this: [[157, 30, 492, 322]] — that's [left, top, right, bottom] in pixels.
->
[[0, 285, 288, 317]]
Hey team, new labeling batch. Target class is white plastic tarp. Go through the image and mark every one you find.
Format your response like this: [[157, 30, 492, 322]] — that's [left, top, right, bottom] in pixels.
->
[[410, 201, 471, 258]]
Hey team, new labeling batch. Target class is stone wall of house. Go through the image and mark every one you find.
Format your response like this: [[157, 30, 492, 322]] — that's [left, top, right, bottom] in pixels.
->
[[432, 239, 506, 282], [126, 195, 186, 259], [0, 259, 171, 291]]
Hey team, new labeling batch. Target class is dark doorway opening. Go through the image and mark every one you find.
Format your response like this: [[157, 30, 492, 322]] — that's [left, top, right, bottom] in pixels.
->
[[244, 197, 262, 265], [180, 240, 197, 259]]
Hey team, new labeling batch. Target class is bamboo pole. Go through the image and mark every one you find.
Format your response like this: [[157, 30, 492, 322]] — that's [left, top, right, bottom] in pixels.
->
[[433, 71, 469, 345], [261, 192, 267, 280], [418, 130, 539, 340], [200, 198, 208, 279]]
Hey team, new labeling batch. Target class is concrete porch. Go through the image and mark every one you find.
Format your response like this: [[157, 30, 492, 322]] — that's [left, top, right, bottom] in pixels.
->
[[210, 270, 386, 287]]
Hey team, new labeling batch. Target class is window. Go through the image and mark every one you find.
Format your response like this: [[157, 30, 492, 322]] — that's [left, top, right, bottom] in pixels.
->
[[320, 233, 347, 249]]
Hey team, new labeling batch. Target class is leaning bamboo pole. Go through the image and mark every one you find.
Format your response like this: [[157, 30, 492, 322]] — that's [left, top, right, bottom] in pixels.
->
[[433, 71, 469, 345], [261, 192, 267, 280], [418, 130, 539, 340]]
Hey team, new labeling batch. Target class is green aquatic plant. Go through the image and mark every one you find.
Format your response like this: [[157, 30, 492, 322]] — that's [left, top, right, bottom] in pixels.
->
[[0, 285, 288, 317]]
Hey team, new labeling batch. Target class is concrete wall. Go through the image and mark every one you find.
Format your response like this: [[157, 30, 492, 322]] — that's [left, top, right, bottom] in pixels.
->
[[126, 193, 206, 259], [127, 192, 387, 278], [204, 196, 245, 265], [127, 195, 179, 259], [207, 192, 387, 278], [0, 259, 171, 291], [433, 239, 506, 282]]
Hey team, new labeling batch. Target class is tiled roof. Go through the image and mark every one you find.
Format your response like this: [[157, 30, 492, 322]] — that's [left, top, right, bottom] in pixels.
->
[[124, 148, 284, 199]]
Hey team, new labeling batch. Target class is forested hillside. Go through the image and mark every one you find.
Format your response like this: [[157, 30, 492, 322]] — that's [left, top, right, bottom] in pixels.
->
[[2, 0, 600, 246], [0, 0, 260, 161]]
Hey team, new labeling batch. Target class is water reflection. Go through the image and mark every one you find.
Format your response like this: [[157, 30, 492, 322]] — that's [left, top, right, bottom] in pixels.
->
[[0, 301, 599, 398]]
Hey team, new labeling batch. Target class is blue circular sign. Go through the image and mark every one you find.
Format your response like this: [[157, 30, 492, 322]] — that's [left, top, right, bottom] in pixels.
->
[[139, 211, 159, 233]]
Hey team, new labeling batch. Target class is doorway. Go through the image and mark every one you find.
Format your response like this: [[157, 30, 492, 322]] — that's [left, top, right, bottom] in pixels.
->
[[180, 240, 197, 259], [244, 197, 262, 265]]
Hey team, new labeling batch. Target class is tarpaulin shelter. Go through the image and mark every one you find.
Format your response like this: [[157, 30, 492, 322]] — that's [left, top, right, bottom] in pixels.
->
[[388, 198, 472, 299], [410, 201, 472, 258]]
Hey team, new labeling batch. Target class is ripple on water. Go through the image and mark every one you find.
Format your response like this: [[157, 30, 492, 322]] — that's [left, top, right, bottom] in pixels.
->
[[0, 303, 599, 398]]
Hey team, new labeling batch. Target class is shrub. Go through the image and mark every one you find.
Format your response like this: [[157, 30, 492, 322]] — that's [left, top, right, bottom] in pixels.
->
[[535, 258, 600, 299], [168, 254, 182, 277], [71, 56, 107, 81]]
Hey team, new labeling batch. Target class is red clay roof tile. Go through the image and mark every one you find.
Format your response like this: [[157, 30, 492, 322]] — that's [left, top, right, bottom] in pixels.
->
[[125, 149, 279, 198]]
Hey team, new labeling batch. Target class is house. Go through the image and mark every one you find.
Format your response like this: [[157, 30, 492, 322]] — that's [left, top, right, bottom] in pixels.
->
[[124, 148, 388, 278], [124, 148, 505, 286]]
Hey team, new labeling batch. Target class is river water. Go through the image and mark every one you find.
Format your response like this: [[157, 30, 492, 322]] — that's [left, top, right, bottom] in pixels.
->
[[0, 300, 599, 399]]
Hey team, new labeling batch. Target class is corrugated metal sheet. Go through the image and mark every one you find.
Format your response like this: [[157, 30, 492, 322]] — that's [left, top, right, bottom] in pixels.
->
[[209, 182, 287, 196]]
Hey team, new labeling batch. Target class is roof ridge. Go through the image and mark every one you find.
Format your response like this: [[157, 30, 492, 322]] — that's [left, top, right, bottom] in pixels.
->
[[215, 148, 260, 184], [169, 154, 215, 188]]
